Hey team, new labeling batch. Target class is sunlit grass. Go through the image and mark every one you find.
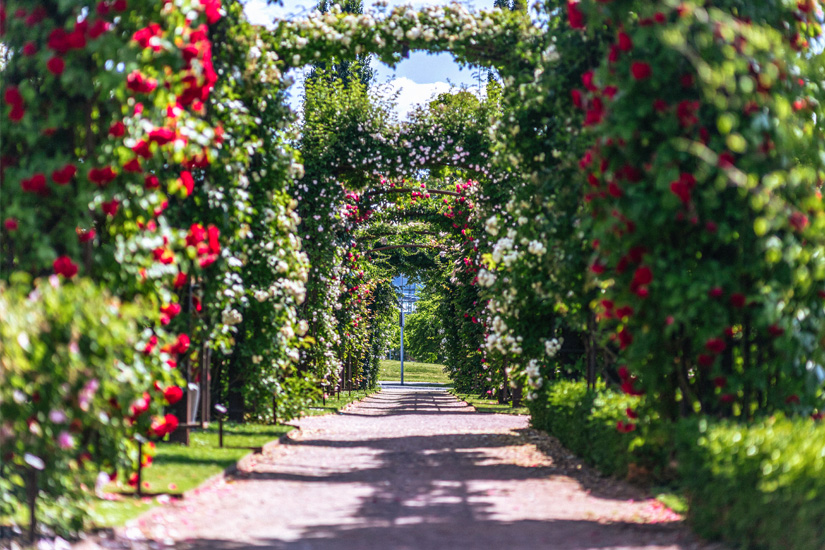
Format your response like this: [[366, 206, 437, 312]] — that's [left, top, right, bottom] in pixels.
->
[[379, 360, 451, 384], [87, 388, 378, 528], [448, 389, 529, 415]]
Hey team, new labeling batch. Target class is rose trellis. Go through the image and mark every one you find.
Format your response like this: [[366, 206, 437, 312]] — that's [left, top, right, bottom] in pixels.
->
[[4, 0, 825, 535]]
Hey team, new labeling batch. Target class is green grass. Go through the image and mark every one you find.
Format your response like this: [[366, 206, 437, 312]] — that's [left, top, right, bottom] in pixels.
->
[[379, 360, 451, 384], [448, 389, 529, 415], [89, 387, 379, 527]]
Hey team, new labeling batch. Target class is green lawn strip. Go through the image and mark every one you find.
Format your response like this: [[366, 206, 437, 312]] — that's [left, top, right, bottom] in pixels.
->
[[447, 389, 529, 415], [90, 388, 379, 527], [379, 360, 451, 384]]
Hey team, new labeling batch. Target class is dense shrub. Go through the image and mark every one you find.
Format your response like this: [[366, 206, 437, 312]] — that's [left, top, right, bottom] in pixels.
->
[[528, 381, 647, 477], [0, 277, 166, 533], [676, 416, 825, 550]]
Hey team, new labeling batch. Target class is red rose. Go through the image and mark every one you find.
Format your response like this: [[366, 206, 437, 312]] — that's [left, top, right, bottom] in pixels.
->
[[113, 0, 128, 11], [200, 0, 222, 24], [180, 170, 194, 196], [4, 218, 19, 231], [632, 265, 653, 286], [705, 338, 726, 354], [109, 121, 126, 137], [713, 376, 727, 388], [126, 70, 157, 94], [630, 61, 652, 80], [207, 225, 220, 253], [626, 408, 638, 419], [163, 386, 183, 405], [730, 293, 746, 308], [132, 140, 152, 159], [708, 286, 723, 298], [697, 354, 715, 367], [4, 86, 23, 108], [768, 324, 785, 337], [101, 199, 119, 217], [567, 1, 585, 29], [186, 224, 207, 246], [199, 254, 218, 268], [21, 173, 48, 195], [148, 127, 176, 145], [23, 42, 37, 56], [582, 70, 597, 92], [615, 306, 633, 318], [618, 327, 633, 349], [617, 32, 633, 52], [53, 255, 78, 278], [174, 272, 188, 289], [89, 20, 110, 39], [790, 211, 809, 232], [51, 164, 77, 185], [66, 28, 86, 50], [571, 89, 583, 109], [144, 174, 160, 189], [676, 100, 700, 127], [77, 228, 96, 243], [88, 166, 117, 186], [163, 413, 179, 434], [172, 334, 190, 355], [617, 366, 630, 380], [123, 158, 142, 173]]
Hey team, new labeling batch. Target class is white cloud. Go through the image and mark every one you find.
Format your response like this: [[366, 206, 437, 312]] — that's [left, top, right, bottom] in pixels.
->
[[380, 77, 453, 120]]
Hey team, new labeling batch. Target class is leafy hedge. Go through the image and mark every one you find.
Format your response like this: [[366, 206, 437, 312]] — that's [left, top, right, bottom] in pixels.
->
[[676, 416, 825, 550], [532, 380, 825, 550], [528, 381, 644, 477]]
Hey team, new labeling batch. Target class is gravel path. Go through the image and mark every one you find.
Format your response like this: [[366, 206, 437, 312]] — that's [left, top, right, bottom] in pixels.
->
[[107, 387, 721, 550]]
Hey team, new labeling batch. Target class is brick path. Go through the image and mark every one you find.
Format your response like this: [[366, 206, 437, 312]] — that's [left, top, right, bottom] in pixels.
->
[[103, 387, 721, 550]]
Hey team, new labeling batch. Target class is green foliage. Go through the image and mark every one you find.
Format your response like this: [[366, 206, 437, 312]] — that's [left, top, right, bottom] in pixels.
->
[[676, 416, 825, 550], [404, 289, 445, 364], [578, 0, 825, 420], [0, 277, 164, 534], [528, 380, 647, 477]]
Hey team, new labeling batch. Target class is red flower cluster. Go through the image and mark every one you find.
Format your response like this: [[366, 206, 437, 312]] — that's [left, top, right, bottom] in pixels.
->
[[4, 85, 25, 122], [21, 173, 48, 195], [53, 255, 78, 278], [185, 223, 221, 267], [52, 164, 77, 185]]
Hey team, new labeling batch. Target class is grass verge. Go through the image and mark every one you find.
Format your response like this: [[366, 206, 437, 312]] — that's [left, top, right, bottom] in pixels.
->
[[90, 387, 378, 528], [379, 360, 451, 384], [447, 389, 529, 415]]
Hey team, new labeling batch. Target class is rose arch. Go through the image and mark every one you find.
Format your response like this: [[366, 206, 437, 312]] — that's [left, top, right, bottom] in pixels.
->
[[3, 0, 825, 539]]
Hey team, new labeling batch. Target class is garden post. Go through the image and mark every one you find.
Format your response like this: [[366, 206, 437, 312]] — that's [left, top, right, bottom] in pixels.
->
[[26, 468, 37, 544]]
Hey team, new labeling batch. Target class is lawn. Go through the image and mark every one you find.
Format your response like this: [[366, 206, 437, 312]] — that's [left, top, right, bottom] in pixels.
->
[[448, 389, 529, 415], [89, 387, 378, 527], [379, 360, 451, 384]]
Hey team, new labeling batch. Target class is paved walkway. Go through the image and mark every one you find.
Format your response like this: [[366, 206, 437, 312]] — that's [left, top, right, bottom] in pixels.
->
[[111, 388, 720, 550]]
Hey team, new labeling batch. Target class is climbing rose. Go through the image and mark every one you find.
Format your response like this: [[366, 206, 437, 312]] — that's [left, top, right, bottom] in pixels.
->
[[53, 256, 78, 278], [163, 386, 183, 405], [46, 56, 65, 75], [101, 199, 119, 217], [109, 121, 126, 137], [617, 32, 633, 51], [631, 62, 652, 80], [51, 164, 77, 185], [705, 338, 726, 354], [88, 166, 117, 186], [21, 173, 48, 195], [4, 218, 19, 231], [567, 1, 585, 29]]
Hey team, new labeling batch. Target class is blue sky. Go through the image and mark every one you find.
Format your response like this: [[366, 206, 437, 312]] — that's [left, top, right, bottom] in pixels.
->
[[242, 0, 496, 118]]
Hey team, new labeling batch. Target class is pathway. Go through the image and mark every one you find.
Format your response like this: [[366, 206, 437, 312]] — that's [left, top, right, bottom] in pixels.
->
[[99, 387, 722, 550]]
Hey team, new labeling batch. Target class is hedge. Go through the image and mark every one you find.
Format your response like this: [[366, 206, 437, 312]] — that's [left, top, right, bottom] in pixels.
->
[[528, 381, 646, 478], [676, 416, 825, 550], [530, 380, 825, 550]]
